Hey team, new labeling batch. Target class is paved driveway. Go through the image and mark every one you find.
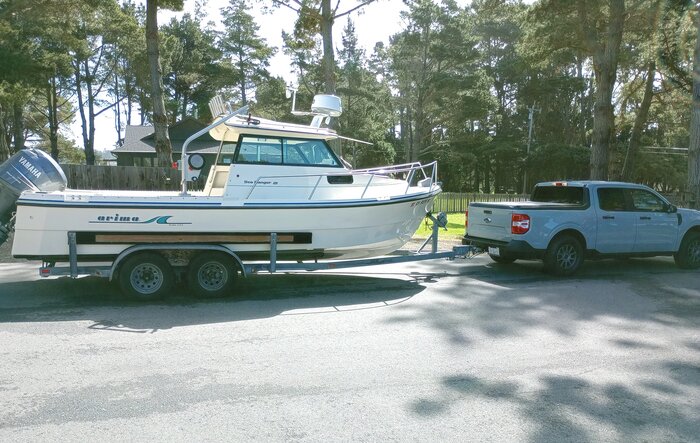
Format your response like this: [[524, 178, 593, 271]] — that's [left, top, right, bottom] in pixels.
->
[[0, 256, 698, 442]]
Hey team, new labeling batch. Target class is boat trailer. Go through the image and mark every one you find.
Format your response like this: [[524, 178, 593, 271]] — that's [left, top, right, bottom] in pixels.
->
[[38, 212, 479, 297]]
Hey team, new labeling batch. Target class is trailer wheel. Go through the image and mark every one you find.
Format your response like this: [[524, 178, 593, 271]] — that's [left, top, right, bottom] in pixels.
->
[[544, 235, 583, 276], [187, 252, 238, 298], [674, 232, 700, 269], [118, 252, 174, 300]]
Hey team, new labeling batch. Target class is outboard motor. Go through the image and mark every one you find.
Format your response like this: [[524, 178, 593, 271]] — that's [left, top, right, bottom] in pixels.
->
[[0, 149, 67, 244]]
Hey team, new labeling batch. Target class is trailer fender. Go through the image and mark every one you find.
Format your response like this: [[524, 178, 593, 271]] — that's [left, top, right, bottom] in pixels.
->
[[109, 244, 246, 281]]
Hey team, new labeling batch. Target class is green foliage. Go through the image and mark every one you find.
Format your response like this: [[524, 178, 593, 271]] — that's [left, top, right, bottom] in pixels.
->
[[0, 0, 696, 193], [219, 0, 276, 106], [162, 12, 222, 120], [336, 18, 396, 167], [36, 134, 84, 163], [526, 143, 590, 184]]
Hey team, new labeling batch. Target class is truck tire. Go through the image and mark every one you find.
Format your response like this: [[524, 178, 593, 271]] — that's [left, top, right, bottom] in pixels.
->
[[544, 235, 583, 276], [118, 252, 174, 300], [488, 253, 516, 264], [187, 252, 238, 298], [674, 232, 700, 269]]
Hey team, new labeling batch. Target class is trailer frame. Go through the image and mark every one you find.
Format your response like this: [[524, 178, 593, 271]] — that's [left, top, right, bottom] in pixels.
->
[[39, 213, 478, 296]]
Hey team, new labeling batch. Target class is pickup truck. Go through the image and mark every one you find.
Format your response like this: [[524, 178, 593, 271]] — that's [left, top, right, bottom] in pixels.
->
[[462, 181, 700, 275]]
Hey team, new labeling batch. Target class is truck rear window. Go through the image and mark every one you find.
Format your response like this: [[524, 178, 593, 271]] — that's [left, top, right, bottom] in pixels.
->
[[531, 186, 586, 205]]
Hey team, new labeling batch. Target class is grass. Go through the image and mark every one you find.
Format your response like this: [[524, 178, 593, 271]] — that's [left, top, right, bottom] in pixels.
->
[[413, 212, 465, 240]]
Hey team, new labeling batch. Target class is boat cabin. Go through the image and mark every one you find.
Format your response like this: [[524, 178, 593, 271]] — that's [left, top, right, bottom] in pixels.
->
[[200, 116, 351, 199]]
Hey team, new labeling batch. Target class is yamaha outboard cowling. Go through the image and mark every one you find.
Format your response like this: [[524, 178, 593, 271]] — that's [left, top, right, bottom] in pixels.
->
[[0, 149, 67, 244]]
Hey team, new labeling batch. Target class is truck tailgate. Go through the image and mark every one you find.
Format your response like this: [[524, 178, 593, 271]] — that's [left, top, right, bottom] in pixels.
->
[[467, 203, 513, 242]]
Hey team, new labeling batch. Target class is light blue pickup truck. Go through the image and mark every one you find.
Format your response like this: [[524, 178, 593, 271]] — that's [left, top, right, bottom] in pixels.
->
[[463, 181, 700, 275]]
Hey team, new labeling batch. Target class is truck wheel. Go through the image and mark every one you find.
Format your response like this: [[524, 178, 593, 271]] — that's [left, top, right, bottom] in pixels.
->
[[118, 252, 174, 300], [489, 253, 516, 264], [544, 235, 583, 276], [674, 232, 700, 269], [187, 252, 238, 298]]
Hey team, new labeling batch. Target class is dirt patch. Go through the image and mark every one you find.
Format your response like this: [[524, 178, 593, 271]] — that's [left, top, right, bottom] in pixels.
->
[[402, 236, 463, 253]]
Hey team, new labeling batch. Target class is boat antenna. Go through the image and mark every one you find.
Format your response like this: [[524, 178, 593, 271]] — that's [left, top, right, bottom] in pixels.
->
[[286, 87, 342, 128]]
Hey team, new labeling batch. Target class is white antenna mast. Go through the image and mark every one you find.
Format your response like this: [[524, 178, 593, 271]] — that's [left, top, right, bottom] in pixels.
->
[[286, 87, 343, 128]]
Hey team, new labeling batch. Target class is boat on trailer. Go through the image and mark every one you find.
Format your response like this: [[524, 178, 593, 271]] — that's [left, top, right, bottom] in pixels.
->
[[3, 95, 442, 265]]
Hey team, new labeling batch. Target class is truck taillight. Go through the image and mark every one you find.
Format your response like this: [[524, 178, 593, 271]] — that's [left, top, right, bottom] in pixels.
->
[[511, 213, 530, 234]]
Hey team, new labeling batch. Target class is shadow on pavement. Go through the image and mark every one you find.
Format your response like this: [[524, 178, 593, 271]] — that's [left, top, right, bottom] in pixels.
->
[[409, 371, 700, 442], [0, 271, 426, 331]]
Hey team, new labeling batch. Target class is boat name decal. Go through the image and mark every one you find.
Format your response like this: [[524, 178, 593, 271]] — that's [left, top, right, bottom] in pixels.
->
[[244, 180, 278, 185], [89, 215, 191, 225], [18, 156, 42, 179]]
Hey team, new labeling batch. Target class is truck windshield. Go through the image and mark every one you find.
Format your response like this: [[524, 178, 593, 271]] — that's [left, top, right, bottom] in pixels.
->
[[531, 186, 586, 205]]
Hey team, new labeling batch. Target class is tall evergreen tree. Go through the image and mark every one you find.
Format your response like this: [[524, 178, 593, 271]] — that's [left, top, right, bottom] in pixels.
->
[[219, 0, 275, 106], [524, 0, 626, 180]]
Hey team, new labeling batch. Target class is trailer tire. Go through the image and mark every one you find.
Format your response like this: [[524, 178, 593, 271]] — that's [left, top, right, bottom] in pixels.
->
[[674, 231, 700, 269], [544, 235, 583, 276], [187, 252, 238, 298], [118, 252, 174, 300]]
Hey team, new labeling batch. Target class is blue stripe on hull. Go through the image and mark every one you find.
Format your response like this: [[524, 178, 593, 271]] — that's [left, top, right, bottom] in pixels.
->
[[17, 190, 440, 210]]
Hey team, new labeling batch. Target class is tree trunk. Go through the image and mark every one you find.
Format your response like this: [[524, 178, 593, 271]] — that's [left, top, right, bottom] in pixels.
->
[[12, 101, 24, 151], [320, 0, 336, 95], [0, 102, 9, 162], [85, 60, 96, 166], [146, 0, 173, 167], [588, 0, 624, 180], [114, 72, 123, 146], [576, 52, 587, 145], [688, 6, 700, 209], [622, 61, 655, 181], [74, 66, 90, 162], [47, 77, 60, 161]]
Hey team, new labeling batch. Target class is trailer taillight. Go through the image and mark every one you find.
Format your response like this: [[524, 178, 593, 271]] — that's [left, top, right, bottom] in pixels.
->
[[511, 213, 530, 234], [464, 210, 469, 231]]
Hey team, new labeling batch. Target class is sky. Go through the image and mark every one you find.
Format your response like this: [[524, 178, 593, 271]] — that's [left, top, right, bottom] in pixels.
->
[[73, 0, 412, 151]]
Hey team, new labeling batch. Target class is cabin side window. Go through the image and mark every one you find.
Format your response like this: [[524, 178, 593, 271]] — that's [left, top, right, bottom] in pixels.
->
[[216, 142, 238, 165], [235, 137, 282, 164], [283, 139, 340, 167]]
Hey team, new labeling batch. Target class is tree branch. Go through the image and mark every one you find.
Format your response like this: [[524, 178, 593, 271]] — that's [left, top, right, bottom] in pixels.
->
[[271, 0, 302, 13], [94, 98, 124, 117], [335, 0, 376, 19]]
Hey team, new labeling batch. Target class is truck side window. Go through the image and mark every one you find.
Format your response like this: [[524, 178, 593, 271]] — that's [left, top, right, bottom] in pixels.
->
[[629, 189, 666, 212], [598, 188, 626, 211]]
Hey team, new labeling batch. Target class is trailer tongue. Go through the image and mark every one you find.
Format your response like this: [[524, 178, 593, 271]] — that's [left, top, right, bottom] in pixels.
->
[[0, 149, 68, 244]]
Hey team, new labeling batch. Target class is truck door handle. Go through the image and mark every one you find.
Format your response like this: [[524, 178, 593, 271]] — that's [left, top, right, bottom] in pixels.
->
[[602, 215, 615, 220], [640, 216, 651, 220]]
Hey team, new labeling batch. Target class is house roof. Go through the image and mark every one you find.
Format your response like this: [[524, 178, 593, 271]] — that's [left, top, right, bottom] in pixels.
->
[[113, 117, 220, 155]]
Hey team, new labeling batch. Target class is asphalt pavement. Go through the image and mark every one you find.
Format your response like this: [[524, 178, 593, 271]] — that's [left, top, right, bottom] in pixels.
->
[[0, 255, 698, 442]]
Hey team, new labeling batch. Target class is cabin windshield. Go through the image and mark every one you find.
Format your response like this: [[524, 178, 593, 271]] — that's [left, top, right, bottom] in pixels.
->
[[215, 135, 342, 167]]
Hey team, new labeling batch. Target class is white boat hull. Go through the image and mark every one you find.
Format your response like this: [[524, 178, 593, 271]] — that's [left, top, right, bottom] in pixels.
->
[[12, 190, 438, 261]]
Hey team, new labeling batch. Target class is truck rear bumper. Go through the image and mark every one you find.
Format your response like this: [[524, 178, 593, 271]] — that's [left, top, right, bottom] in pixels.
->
[[462, 235, 543, 260]]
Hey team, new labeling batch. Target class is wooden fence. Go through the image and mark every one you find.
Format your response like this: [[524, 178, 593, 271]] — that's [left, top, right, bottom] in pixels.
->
[[433, 192, 529, 213], [61, 164, 183, 191]]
